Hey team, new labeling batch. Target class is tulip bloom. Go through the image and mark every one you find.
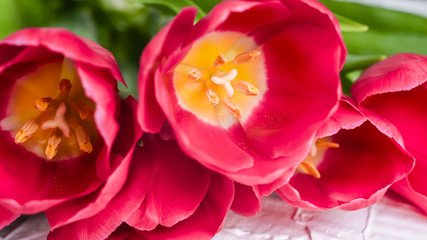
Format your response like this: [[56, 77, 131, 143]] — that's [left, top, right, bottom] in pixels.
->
[[49, 132, 234, 240], [277, 99, 414, 210], [138, 0, 346, 185], [0, 28, 139, 229], [352, 53, 427, 213]]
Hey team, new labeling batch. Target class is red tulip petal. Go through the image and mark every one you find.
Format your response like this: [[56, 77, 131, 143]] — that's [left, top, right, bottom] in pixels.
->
[[126, 134, 212, 230], [47, 144, 155, 240], [231, 183, 261, 216], [137, 173, 234, 240], [138, 7, 197, 133], [0, 206, 19, 229]]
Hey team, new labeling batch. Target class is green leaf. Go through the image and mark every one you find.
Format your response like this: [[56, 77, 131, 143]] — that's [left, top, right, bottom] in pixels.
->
[[0, 0, 23, 38], [334, 13, 368, 32], [129, 0, 206, 21], [319, 0, 427, 56], [342, 54, 386, 73]]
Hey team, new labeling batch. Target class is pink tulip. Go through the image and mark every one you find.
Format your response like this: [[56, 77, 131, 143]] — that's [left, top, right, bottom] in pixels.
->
[[277, 99, 414, 210], [0, 28, 140, 229], [50, 131, 234, 240], [352, 53, 427, 213], [137, 0, 346, 186]]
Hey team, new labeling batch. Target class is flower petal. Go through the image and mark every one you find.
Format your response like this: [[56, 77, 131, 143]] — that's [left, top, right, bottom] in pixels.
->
[[126, 134, 212, 230], [138, 7, 197, 133], [137, 173, 234, 240]]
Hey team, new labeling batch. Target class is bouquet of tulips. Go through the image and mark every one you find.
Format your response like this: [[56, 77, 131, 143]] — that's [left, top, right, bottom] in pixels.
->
[[0, 0, 426, 239]]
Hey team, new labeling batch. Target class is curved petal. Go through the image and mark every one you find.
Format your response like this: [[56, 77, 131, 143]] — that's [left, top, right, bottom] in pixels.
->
[[0, 206, 19, 229], [231, 183, 261, 216], [352, 53, 427, 103], [0, 28, 124, 84], [126, 134, 212, 230], [47, 143, 155, 240], [137, 7, 198, 133], [154, 66, 254, 173], [278, 121, 414, 210], [392, 176, 427, 214], [137, 173, 234, 240], [46, 97, 142, 229], [242, 20, 342, 159]]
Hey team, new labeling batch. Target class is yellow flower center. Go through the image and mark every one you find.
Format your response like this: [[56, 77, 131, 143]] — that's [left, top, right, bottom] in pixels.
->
[[297, 137, 339, 179], [173, 31, 267, 128], [1, 58, 98, 160]]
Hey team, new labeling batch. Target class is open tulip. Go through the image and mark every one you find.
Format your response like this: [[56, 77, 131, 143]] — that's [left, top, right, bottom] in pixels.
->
[[277, 99, 414, 210], [138, 0, 346, 185], [352, 53, 427, 213], [0, 28, 139, 229]]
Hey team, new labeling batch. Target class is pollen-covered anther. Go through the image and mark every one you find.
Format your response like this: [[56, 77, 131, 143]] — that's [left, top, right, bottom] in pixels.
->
[[15, 119, 40, 144], [73, 125, 93, 153], [76, 103, 92, 120], [233, 50, 261, 65], [223, 99, 242, 119], [315, 138, 339, 149], [213, 54, 226, 68], [59, 78, 72, 93], [188, 69, 202, 81], [35, 97, 53, 112], [206, 89, 220, 106], [45, 129, 63, 160], [211, 69, 238, 97], [234, 81, 260, 96], [297, 161, 321, 179], [41, 102, 71, 137]]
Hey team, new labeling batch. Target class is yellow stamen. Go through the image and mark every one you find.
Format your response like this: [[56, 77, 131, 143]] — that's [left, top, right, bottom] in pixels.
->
[[189, 69, 202, 81], [297, 161, 321, 179], [206, 89, 220, 106], [75, 103, 92, 120], [45, 129, 63, 160], [233, 50, 261, 65], [41, 102, 71, 137], [59, 79, 72, 94], [233, 81, 260, 96], [73, 125, 93, 153], [223, 99, 242, 119], [34, 97, 52, 112], [213, 54, 226, 68], [15, 119, 39, 144], [315, 138, 340, 149]]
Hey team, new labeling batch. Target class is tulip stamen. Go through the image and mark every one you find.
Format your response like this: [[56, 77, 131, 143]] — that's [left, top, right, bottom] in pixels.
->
[[45, 128, 63, 160], [213, 54, 226, 68], [206, 89, 220, 106], [15, 119, 40, 144], [189, 69, 202, 81], [297, 137, 339, 178], [35, 97, 53, 112], [75, 103, 93, 120], [73, 125, 93, 153], [233, 50, 261, 65], [233, 81, 260, 96], [223, 98, 242, 119], [297, 161, 321, 179]]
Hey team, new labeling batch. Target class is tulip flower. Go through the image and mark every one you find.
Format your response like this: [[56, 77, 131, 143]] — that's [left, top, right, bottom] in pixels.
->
[[138, 0, 346, 185], [0, 28, 139, 230], [277, 99, 414, 210], [352, 53, 427, 213], [49, 131, 234, 240]]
